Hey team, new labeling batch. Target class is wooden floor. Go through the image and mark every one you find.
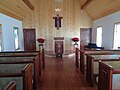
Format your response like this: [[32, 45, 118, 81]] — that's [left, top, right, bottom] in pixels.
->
[[36, 56, 98, 90]]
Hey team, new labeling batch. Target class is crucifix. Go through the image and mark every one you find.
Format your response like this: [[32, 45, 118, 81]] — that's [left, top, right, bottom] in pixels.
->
[[53, 14, 63, 30]]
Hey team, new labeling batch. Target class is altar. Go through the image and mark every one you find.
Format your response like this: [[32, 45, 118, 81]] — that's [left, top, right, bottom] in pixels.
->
[[54, 37, 64, 58]]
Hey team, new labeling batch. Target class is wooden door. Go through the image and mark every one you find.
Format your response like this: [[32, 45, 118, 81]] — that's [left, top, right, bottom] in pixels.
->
[[23, 29, 36, 51], [55, 41, 63, 54], [80, 28, 92, 46]]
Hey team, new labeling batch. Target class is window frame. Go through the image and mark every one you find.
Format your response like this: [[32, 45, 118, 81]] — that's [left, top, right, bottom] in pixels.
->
[[113, 22, 120, 49], [96, 26, 103, 47], [0, 24, 4, 51], [13, 27, 20, 50]]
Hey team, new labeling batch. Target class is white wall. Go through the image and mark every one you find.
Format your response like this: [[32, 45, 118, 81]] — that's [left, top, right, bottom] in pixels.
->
[[92, 11, 120, 49], [0, 13, 24, 51]]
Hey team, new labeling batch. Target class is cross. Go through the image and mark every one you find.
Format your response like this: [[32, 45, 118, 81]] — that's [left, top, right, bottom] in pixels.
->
[[53, 14, 63, 30]]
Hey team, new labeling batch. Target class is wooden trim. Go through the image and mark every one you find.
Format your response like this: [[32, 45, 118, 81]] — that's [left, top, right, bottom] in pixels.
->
[[0, 54, 37, 57], [22, 0, 34, 10], [22, 63, 33, 90], [75, 48, 79, 68], [113, 70, 120, 74], [42, 49, 45, 69], [0, 73, 22, 77], [81, 0, 92, 9], [98, 62, 113, 90], [54, 37, 64, 40], [4, 81, 16, 90], [86, 54, 94, 86], [0, 61, 33, 64], [0, 51, 39, 53], [80, 50, 85, 74], [94, 59, 120, 62]]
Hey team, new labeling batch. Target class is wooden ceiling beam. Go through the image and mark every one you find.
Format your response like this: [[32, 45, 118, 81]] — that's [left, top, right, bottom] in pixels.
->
[[81, 0, 92, 10], [0, 6, 24, 21], [22, 0, 34, 10]]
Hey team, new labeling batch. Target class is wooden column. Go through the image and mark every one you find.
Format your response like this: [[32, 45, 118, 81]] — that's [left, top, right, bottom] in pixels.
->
[[75, 48, 79, 68], [42, 48, 45, 69]]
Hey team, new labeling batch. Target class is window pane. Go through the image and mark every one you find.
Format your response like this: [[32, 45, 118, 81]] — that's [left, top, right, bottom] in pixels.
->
[[13, 27, 19, 50], [0, 24, 3, 51], [96, 27, 102, 47], [113, 23, 120, 49]]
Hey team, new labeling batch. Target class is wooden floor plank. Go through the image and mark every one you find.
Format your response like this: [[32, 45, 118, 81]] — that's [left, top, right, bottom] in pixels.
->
[[36, 56, 97, 90]]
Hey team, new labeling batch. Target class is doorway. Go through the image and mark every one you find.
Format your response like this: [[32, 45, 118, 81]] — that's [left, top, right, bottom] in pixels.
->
[[23, 28, 36, 51], [80, 28, 92, 46]]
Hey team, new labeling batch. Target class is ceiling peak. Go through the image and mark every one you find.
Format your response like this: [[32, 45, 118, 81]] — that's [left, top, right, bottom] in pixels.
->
[[22, 0, 34, 10], [81, 0, 92, 10]]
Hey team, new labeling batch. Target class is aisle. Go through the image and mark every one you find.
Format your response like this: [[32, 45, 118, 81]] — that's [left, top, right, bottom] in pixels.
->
[[36, 56, 97, 90]]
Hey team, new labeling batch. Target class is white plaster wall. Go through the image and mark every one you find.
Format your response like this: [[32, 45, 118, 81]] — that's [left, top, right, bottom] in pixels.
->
[[0, 13, 23, 51], [92, 11, 120, 49]]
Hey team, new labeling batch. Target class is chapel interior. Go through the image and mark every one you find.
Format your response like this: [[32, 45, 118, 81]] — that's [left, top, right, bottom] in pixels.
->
[[0, 0, 120, 90]]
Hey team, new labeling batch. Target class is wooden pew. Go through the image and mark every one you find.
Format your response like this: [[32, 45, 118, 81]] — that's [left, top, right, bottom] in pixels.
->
[[86, 54, 120, 86], [79, 50, 120, 74], [0, 49, 45, 70], [0, 63, 32, 90], [0, 49, 45, 73], [80, 50, 108, 74], [98, 61, 120, 90], [78, 49, 100, 72], [4, 81, 16, 90], [0, 55, 40, 89]]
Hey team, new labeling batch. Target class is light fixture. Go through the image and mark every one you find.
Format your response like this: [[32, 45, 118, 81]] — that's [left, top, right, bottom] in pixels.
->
[[55, 7, 61, 13], [53, 0, 63, 30], [55, 0, 63, 14], [55, 0, 63, 3]]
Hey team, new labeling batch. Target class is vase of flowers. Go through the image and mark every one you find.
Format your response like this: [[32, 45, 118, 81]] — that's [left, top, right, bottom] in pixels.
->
[[71, 37, 79, 42], [37, 38, 45, 51], [71, 37, 79, 48], [37, 38, 45, 43]]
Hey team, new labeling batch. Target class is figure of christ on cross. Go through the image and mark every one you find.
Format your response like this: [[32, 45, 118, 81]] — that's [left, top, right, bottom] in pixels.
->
[[53, 14, 63, 30]]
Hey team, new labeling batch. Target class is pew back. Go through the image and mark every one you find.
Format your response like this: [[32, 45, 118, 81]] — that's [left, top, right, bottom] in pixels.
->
[[80, 50, 120, 74], [99, 61, 120, 90], [86, 54, 120, 86], [0, 63, 32, 90], [0, 55, 39, 89]]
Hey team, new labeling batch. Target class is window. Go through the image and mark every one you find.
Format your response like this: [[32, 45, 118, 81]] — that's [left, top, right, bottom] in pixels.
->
[[113, 23, 120, 49], [96, 26, 102, 47], [13, 27, 19, 50], [0, 24, 3, 51]]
